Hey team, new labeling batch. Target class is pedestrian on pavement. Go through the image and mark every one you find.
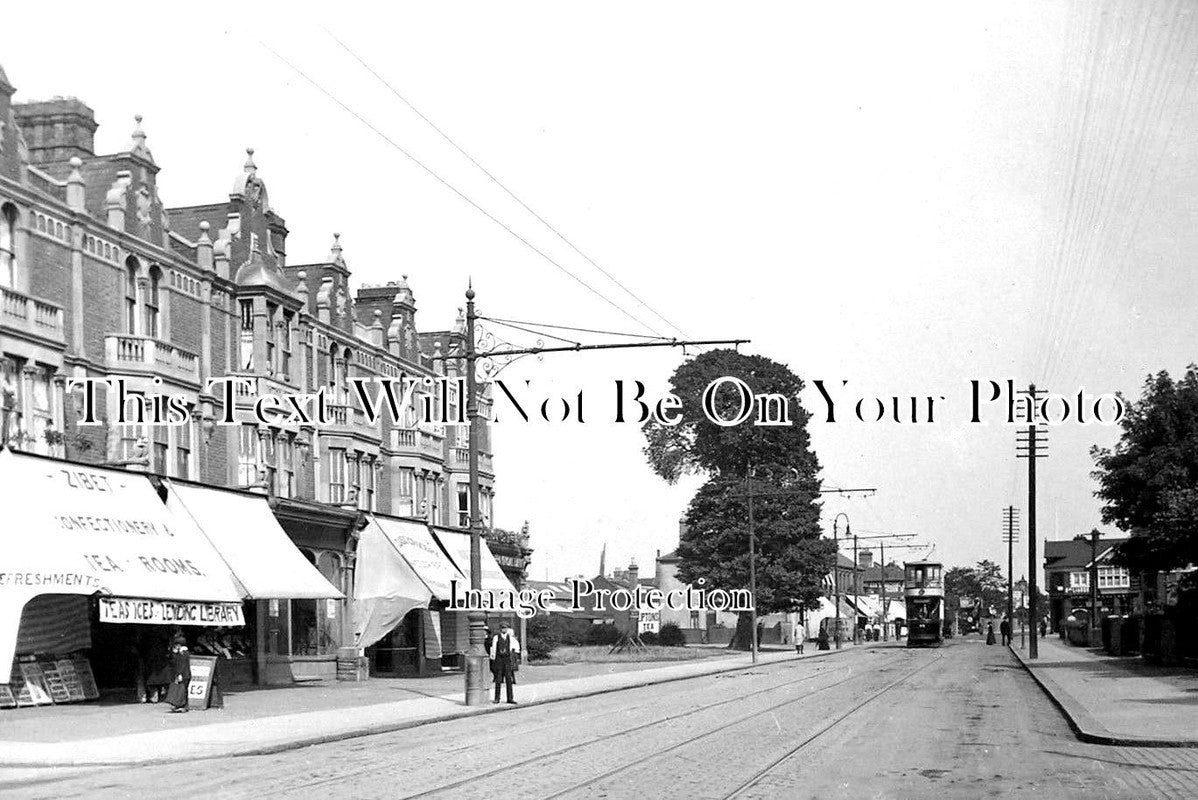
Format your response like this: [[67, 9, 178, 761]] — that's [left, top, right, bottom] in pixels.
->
[[1040, 618, 1048, 639], [792, 621, 804, 654], [756, 620, 764, 648], [986, 621, 996, 646], [164, 634, 191, 713], [489, 620, 520, 705], [817, 627, 830, 651], [1000, 618, 1011, 647]]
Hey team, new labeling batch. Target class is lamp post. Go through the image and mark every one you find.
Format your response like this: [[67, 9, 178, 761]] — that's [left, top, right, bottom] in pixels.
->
[[832, 513, 849, 649], [463, 285, 488, 705]]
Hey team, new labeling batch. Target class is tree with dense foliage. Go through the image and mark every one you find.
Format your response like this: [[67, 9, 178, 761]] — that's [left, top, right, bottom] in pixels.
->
[[1092, 366, 1198, 575], [944, 560, 1007, 625], [643, 349, 835, 650]]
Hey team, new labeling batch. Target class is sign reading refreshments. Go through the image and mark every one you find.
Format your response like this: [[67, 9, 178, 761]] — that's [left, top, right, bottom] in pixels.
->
[[99, 597, 245, 626]]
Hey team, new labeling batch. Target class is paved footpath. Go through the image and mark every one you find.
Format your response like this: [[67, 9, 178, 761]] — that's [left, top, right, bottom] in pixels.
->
[[1011, 635, 1198, 746], [0, 645, 852, 766]]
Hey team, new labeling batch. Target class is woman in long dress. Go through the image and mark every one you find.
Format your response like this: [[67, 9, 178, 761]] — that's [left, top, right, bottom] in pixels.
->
[[164, 635, 192, 713], [986, 621, 996, 646]]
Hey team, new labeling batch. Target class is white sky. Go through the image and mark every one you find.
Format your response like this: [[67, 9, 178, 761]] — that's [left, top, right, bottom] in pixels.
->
[[6, 0, 1197, 584]]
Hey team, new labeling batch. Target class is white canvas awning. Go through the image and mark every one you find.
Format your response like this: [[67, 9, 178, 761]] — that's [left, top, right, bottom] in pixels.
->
[[0, 450, 243, 668], [430, 528, 517, 595], [370, 515, 464, 601], [165, 481, 342, 600], [351, 517, 435, 650]]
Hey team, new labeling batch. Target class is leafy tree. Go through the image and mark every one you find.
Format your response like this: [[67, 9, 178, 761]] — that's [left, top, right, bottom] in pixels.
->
[[945, 561, 1007, 624], [644, 349, 835, 650], [1092, 367, 1198, 574]]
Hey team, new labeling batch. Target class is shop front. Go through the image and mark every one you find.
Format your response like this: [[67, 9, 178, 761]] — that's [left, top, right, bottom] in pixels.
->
[[0, 449, 245, 706], [353, 515, 458, 677]]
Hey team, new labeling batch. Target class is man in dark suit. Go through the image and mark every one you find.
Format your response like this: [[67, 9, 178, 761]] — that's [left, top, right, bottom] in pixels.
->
[[489, 621, 520, 705]]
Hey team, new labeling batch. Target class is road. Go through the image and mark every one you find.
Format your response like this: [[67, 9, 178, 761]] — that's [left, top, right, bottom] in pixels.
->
[[2, 638, 1196, 799]]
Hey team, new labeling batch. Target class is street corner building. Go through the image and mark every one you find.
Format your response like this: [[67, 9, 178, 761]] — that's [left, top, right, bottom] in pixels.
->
[[0, 62, 532, 710]]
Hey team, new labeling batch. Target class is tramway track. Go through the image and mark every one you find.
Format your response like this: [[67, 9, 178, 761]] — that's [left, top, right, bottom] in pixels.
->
[[284, 653, 879, 799], [532, 650, 921, 800], [721, 651, 946, 799]]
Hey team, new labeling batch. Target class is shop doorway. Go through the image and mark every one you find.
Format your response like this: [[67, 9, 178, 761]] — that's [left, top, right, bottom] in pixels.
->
[[368, 609, 421, 677]]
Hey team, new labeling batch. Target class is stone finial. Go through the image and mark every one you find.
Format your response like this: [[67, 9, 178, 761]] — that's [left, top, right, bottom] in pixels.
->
[[371, 309, 385, 346], [130, 115, 154, 162], [329, 232, 344, 266], [244, 147, 256, 174], [196, 220, 214, 271], [66, 156, 85, 211], [453, 306, 466, 334]]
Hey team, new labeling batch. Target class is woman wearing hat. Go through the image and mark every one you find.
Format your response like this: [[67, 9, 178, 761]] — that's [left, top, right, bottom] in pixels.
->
[[164, 633, 192, 713]]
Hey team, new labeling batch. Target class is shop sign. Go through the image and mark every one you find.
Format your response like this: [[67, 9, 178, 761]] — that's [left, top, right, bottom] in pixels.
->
[[98, 597, 245, 626], [188, 655, 217, 710]]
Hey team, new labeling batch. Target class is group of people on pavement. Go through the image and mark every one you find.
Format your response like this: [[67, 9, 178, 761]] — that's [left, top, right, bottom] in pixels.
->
[[986, 616, 1049, 645]]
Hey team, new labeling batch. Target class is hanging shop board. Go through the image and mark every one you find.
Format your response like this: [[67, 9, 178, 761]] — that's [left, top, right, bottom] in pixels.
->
[[187, 655, 218, 710]]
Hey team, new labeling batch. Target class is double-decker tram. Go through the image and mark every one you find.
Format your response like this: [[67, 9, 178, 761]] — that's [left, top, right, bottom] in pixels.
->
[[904, 560, 944, 647]]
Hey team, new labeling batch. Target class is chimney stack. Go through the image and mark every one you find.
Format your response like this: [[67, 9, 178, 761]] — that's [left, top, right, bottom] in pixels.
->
[[858, 549, 873, 570]]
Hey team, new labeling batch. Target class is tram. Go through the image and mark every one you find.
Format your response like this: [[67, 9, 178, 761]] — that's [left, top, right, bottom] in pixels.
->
[[903, 560, 944, 647]]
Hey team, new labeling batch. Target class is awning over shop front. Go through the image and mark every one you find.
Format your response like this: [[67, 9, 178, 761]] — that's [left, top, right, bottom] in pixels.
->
[[165, 481, 342, 600], [369, 515, 464, 600], [0, 449, 243, 668], [431, 528, 517, 595], [351, 517, 435, 651]]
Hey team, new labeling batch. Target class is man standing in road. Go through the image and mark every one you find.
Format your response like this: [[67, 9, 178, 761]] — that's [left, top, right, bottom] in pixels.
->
[[490, 621, 520, 705]]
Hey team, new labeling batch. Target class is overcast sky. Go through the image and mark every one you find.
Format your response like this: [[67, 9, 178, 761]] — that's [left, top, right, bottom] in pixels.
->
[[7, 0, 1197, 583]]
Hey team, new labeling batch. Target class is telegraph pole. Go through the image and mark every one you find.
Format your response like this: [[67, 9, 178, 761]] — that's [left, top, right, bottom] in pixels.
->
[[1016, 385, 1048, 659], [747, 464, 758, 664], [853, 534, 861, 644], [1003, 507, 1019, 627]]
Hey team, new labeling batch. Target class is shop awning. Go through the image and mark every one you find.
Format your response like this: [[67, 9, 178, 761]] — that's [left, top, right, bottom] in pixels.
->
[[351, 517, 435, 650], [430, 528, 517, 595], [164, 481, 342, 600], [369, 515, 464, 601], [0, 449, 243, 668]]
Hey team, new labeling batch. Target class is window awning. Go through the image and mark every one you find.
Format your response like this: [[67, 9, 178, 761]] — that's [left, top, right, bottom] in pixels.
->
[[0, 449, 243, 668], [164, 481, 342, 600], [430, 528, 517, 595], [369, 515, 464, 601]]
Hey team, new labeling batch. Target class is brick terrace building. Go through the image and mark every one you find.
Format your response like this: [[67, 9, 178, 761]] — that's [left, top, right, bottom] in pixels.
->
[[0, 63, 521, 682]]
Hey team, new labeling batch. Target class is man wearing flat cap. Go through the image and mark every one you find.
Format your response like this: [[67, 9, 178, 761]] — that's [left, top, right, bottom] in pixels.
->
[[488, 620, 521, 705]]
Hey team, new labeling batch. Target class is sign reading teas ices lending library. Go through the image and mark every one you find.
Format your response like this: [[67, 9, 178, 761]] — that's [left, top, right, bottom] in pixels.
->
[[98, 597, 245, 626], [0, 449, 243, 669]]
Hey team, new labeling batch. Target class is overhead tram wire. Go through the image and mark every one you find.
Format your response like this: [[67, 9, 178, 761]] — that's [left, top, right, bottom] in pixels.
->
[[1023, 0, 1103, 384], [319, 25, 690, 340], [1058, 19, 1198, 392], [1032, 0, 1109, 385], [1047, 2, 1198, 391], [479, 316, 671, 340], [1042, 1, 1194, 389], [1042, 1, 1184, 387], [259, 42, 664, 338]]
